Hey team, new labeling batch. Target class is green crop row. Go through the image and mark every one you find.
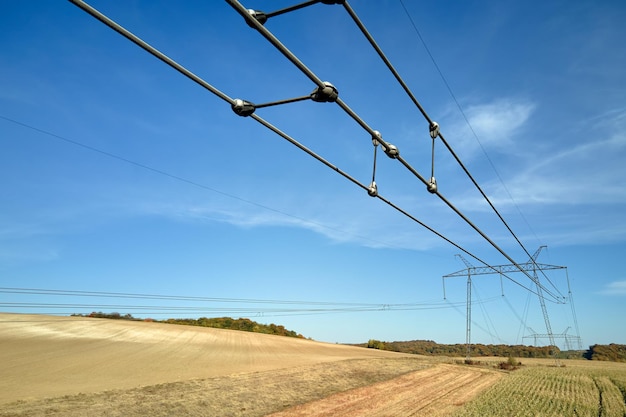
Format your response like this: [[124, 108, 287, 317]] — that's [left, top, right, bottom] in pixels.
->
[[453, 364, 626, 417]]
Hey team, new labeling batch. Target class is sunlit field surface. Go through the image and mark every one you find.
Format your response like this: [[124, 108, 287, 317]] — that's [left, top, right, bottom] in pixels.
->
[[453, 359, 626, 417], [2, 314, 625, 416]]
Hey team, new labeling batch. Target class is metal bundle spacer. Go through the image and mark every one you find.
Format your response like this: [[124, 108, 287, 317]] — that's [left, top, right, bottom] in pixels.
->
[[371, 130, 382, 146], [429, 121, 440, 139], [367, 181, 378, 197], [427, 177, 438, 193], [384, 143, 399, 159], [231, 99, 256, 117], [310, 82, 338, 102], [245, 9, 268, 27]]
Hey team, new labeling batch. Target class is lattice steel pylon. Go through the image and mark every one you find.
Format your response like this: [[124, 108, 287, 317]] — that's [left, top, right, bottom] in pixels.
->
[[523, 327, 583, 351], [443, 246, 570, 363]]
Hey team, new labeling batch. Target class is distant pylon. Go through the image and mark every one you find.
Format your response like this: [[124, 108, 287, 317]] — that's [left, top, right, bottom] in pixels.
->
[[442, 246, 576, 364], [523, 327, 583, 351]]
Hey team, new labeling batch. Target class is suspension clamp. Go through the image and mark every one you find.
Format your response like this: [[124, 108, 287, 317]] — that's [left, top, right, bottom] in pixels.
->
[[310, 82, 338, 102], [231, 99, 256, 117], [429, 121, 440, 139], [367, 181, 378, 197], [427, 177, 438, 193], [371, 130, 382, 146], [245, 9, 268, 27], [384, 143, 400, 159]]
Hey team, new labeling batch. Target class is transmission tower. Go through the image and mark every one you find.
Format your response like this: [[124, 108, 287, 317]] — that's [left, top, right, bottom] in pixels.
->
[[441, 254, 475, 361], [442, 246, 574, 362], [523, 327, 583, 351]]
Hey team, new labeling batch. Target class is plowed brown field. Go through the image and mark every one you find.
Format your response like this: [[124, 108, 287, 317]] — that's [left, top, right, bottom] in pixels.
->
[[0, 313, 501, 416]]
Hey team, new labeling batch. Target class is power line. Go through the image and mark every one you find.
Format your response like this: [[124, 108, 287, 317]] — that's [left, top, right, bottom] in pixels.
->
[[396, 0, 543, 250], [0, 286, 398, 306], [226, 0, 563, 301], [338, 1, 553, 288], [247, 114, 529, 281], [70, 0, 528, 290], [67, 0, 563, 304], [0, 114, 397, 250], [0, 303, 477, 315], [4, 108, 506, 273], [67, 1, 232, 105], [0, 286, 502, 318], [2, 112, 552, 302], [362, 3, 563, 302], [444, 298, 504, 344], [471, 282, 503, 344], [396, 0, 556, 299], [61, 1, 495, 283], [502, 293, 533, 344]]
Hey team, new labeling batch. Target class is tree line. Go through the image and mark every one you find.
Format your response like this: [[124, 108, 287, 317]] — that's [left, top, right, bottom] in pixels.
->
[[363, 339, 626, 362], [71, 312, 305, 338], [582, 343, 626, 362], [163, 316, 305, 338], [363, 339, 559, 358]]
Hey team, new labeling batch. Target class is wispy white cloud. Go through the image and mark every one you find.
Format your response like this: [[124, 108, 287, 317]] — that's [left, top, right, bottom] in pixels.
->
[[537, 219, 626, 247], [442, 98, 535, 157], [401, 94, 626, 249], [144, 192, 449, 252], [451, 107, 626, 210], [598, 280, 626, 296], [493, 109, 626, 207], [465, 99, 535, 145]]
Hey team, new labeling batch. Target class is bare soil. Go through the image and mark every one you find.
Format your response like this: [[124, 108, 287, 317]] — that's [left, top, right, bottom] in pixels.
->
[[0, 313, 501, 416], [268, 364, 502, 417]]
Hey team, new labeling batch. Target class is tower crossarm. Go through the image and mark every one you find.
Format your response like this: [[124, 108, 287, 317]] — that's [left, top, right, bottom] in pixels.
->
[[443, 262, 565, 278], [523, 333, 580, 342]]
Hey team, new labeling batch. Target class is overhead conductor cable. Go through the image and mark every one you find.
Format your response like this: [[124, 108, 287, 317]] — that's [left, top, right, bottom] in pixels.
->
[[337, 1, 562, 299], [69, 0, 556, 300], [342, 1, 560, 294], [225, 0, 401, 158]]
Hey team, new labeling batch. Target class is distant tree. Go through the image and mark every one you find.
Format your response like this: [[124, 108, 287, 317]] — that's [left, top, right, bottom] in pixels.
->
[[160, 316, 305, 338], [584, 344, 626, 362], [367, 339, 385, 350]]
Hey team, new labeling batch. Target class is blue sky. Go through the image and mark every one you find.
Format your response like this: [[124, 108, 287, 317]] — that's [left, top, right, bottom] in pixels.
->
[[1, 0, 625, 347]]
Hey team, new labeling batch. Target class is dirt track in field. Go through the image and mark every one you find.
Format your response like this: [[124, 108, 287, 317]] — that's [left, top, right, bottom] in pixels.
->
[[0, 313, 502, 416], [268, 364, 502, 417]]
